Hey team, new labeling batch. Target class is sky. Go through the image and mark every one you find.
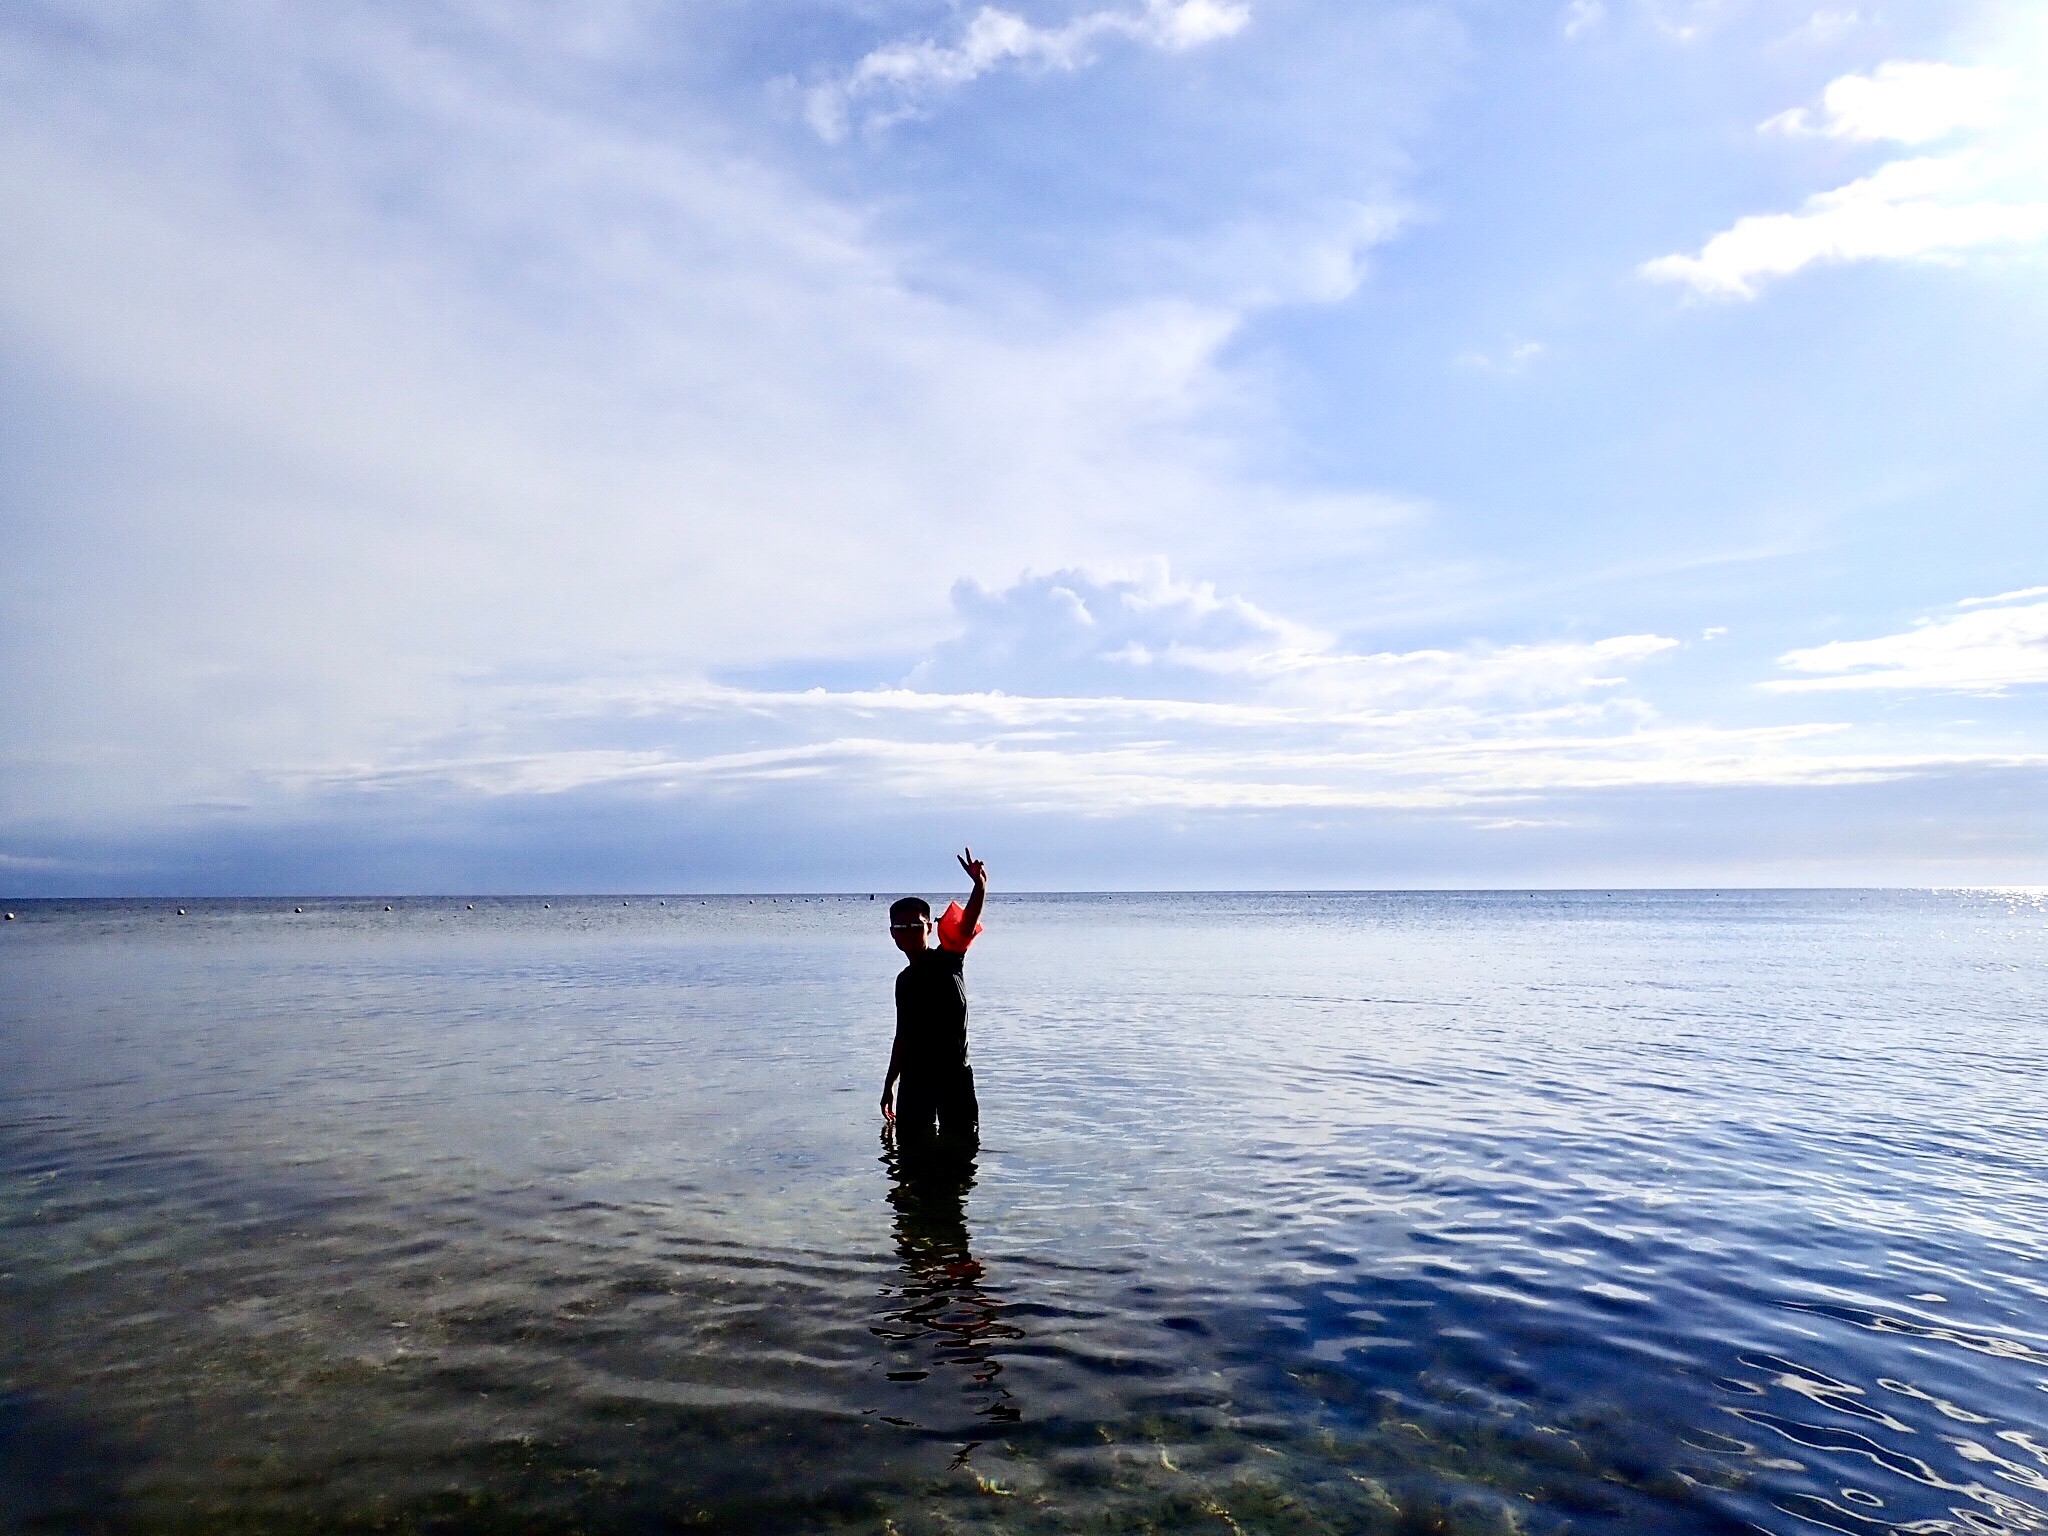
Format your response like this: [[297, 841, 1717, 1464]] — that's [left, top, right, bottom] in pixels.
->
[[2, 0, 2045, 894]]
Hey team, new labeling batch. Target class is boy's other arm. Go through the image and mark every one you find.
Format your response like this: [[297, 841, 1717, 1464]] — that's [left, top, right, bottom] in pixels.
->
[[957, 847, 988, 932], [881, 1035, 902, 1121]]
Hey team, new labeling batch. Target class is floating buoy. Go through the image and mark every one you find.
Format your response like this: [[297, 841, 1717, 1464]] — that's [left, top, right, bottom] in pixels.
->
[[466, 903, 474, 910], [543, 903, 550, 909], [3, 912, 14, 921], [295, 907, 303, 913], [177, 908, 186, 916], [385, 905, 393, 912]]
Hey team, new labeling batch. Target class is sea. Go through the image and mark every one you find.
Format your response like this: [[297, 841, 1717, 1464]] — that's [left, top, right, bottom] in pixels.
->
[[3, 890, 2045, 1535]]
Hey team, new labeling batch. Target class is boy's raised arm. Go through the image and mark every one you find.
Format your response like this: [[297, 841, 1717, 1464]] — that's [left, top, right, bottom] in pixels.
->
[[957, 848, 988, 932]]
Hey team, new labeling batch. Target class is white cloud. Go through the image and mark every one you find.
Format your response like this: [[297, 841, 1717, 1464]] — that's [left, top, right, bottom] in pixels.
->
[[806, 0, 1251, 141], [1646, 57, 2048, 298], [1562, 0, 1605, 41], [1147, 199, 1411, 308], [892, 567, 1678, 707], [1643, 156, 2048, 298], [1456, 338, 1544, 373], [1761, 61, 2014, 143], [1772, 10, 1865, 51], [908, 567, 1319, 696], [1633, 0, 1749, 46], [1766, 590, 2048, 694]]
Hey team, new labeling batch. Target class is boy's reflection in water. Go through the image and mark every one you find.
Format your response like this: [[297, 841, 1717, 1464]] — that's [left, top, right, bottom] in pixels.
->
[[873, 1127, 1022, 1428]]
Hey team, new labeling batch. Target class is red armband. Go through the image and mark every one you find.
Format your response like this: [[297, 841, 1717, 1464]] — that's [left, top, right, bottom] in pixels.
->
[[936, 901, 983, 953]]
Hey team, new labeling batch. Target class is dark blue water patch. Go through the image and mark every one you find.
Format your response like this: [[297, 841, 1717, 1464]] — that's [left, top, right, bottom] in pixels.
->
[[0, 1390, 140, 1533]]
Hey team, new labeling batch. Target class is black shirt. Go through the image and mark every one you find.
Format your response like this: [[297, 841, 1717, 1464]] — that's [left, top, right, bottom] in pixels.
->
[[894, 946, 969, 1078]]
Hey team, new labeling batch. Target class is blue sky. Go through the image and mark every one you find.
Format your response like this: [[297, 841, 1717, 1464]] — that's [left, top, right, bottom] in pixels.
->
[[2, 0, 2045, 893]]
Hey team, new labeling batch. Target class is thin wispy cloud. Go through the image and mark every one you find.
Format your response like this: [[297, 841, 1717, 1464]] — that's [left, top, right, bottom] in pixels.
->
[[1961, 586, 2048, 606], [805, 0, 1251, 141], [300, 722, 1969, 815], [269, 569, 2044, 827]]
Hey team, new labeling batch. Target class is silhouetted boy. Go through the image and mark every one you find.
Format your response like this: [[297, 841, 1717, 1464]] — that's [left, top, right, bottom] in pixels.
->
[[881, 850, 987, 1143]]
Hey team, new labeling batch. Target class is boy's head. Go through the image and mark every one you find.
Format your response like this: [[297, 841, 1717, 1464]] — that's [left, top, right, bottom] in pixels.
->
[[888, 896, 932, 956]]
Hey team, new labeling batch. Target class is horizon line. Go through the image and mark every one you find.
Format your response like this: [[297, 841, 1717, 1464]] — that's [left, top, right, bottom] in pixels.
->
[[6, 885, 2044, 905]]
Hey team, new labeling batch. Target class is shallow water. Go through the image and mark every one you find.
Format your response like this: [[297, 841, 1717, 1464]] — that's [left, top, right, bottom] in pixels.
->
[[4, 890, 2046, 1534]]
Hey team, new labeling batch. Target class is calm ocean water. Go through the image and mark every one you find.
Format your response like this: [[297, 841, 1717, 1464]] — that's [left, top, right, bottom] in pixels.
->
[[3, 890, 2046, 1534]]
